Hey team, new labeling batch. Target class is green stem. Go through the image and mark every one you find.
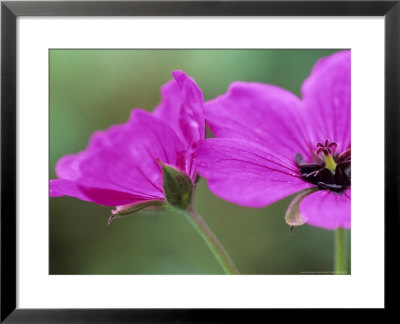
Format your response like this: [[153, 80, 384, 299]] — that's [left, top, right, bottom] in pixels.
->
[[183, 206, 239, 274], [335, 228, 347, 275]]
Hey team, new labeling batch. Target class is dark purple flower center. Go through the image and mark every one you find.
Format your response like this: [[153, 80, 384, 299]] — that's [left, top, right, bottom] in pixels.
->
[[296, 140, 351, 193]]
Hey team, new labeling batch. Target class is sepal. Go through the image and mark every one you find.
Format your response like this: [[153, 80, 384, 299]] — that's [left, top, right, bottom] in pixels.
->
[[160, 162, 193, 210], [285, 188, 318, 232], [108, 200, 165, 224]]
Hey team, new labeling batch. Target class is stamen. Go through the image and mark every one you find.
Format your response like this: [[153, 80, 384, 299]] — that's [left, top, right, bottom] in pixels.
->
[[324, 155, 337, 173], [316, 139, 337, 172], [295, 145, 350, 193]]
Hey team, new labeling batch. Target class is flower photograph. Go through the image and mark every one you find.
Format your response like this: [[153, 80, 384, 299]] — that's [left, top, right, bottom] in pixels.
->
[[50, 49, 350, 275]]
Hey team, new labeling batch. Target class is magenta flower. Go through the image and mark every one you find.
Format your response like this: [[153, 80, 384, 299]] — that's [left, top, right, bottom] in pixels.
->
[[195, 51, 351, 230], [50, 71, 205, 217]]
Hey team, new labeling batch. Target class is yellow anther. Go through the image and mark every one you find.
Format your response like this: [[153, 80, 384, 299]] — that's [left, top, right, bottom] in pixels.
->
[[324, 154, 337, 173]]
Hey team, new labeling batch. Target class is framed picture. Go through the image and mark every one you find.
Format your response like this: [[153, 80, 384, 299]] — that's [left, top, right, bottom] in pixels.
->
[[1, 0, 398, 321]]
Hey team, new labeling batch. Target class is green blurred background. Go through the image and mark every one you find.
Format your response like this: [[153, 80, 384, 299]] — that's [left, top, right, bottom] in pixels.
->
[[49, 49, 350, 275]]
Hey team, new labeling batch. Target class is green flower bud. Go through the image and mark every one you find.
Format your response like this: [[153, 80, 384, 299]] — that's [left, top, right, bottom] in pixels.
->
[[160, 162, 194, 211]]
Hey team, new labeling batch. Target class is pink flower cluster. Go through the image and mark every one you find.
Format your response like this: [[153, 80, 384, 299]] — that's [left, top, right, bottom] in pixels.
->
[[51, 51, 351, 230]]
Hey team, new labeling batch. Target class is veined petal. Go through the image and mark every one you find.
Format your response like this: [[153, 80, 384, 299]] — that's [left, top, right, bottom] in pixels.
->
[[75, 109, 186, 206], [78, 187, 162, 207], [54, 123, 130, 181], [195, 138, 312, 207], [154, 70, 205, 147], [299, 189, 351, 229], [301, 50, 351, 153], [204, 82, 312, 161], [55, 154, 83, 181], [50, 179, 89, 201], [154, 70, 205, 178], [173, 70, 205, 147], [51, 178, 153, 207]]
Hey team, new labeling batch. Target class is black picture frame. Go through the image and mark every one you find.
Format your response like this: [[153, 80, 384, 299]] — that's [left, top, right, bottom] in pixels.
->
[[1, 0, 398, 321]]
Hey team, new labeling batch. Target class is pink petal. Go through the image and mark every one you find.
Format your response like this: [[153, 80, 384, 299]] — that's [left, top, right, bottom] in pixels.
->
[[299, 189, 351, 230], [55, 154, 84, 181], [54, 123, 129, 180], [50, 179, 89, 201], [301, 50, 351, 153], [173, 70, 205, 147], [51, 123, 144, 203], [78, 187, 160, 206], [154, 70, 205, 148], [195, 138, 312, 207], [50, 179, 147, 206], [154, 71, 205, 179], [204, 82, 313, 161], [75, 109, 186, 206]]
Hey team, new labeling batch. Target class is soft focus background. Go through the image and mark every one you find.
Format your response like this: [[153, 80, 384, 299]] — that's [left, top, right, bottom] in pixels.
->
[[50, 49, 351, 274]]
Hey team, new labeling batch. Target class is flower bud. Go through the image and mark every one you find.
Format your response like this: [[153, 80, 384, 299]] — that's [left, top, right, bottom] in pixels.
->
[[161, 162, 193, 210]]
